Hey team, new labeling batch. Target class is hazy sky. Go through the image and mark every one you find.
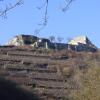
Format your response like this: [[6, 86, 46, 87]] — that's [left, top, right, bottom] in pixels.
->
[[0, 0, 100, 47]]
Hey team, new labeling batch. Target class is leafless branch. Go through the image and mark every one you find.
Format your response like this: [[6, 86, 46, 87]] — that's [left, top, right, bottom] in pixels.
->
[[43, 0, 48, 26], [37, 0, 74, 27], [34, 0, 49, 36], [37, 0, 47, 9], [0, 0, 75, 35], [0, 0, 23, 18], [34, 0, 75, 36], [37, 0, 48, 26], [62, 0, 75, 12]]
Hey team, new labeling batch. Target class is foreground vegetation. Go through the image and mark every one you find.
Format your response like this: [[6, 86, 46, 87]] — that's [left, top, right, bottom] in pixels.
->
[[0, 77, 40, 100], [67, 52, 100, 100], [53, 50, 100, 100], [0, 46, 100, 100]]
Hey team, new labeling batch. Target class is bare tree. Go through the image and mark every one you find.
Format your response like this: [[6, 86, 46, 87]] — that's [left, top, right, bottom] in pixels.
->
[[49, 36, 57, 50], [35, 1, 75, 37], [34, 0, 75, 34], [0, 0, 74, 22], [37, 0, 75, 25], [57, 37, 63, 43], [49, 36, 55, 43], [0, 0, 75, 33]]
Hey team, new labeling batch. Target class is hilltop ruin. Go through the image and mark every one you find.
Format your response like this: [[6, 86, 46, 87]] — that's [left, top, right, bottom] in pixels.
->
[[6, 34, 97, 52]]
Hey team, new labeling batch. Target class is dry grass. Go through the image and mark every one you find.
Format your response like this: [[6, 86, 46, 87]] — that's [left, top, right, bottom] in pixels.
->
[[0, 46, 100, 100]]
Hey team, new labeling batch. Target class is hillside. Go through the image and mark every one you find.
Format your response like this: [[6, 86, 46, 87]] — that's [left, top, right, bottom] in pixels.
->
[[0, 45, 100, 100]]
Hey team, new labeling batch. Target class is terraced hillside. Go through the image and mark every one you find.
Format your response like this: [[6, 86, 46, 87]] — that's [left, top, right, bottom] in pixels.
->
[[0, 46, 99, 100]]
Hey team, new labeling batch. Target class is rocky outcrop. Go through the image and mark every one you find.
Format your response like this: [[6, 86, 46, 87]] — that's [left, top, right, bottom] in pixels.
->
[[67, 36, 97, 52], [6, 35, 38, 46], [6, 35, 50, 49], [6, 35, 97, 52]]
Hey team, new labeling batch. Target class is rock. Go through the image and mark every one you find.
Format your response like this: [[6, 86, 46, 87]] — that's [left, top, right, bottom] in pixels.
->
[[6, 34, 50, 49], [6, 34, 38, 46], [68, 36, 91, 45], [67, 36, 97, 52]]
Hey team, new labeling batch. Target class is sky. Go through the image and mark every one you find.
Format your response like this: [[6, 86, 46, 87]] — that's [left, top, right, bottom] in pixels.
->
[[0, 0, 100, 47]]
